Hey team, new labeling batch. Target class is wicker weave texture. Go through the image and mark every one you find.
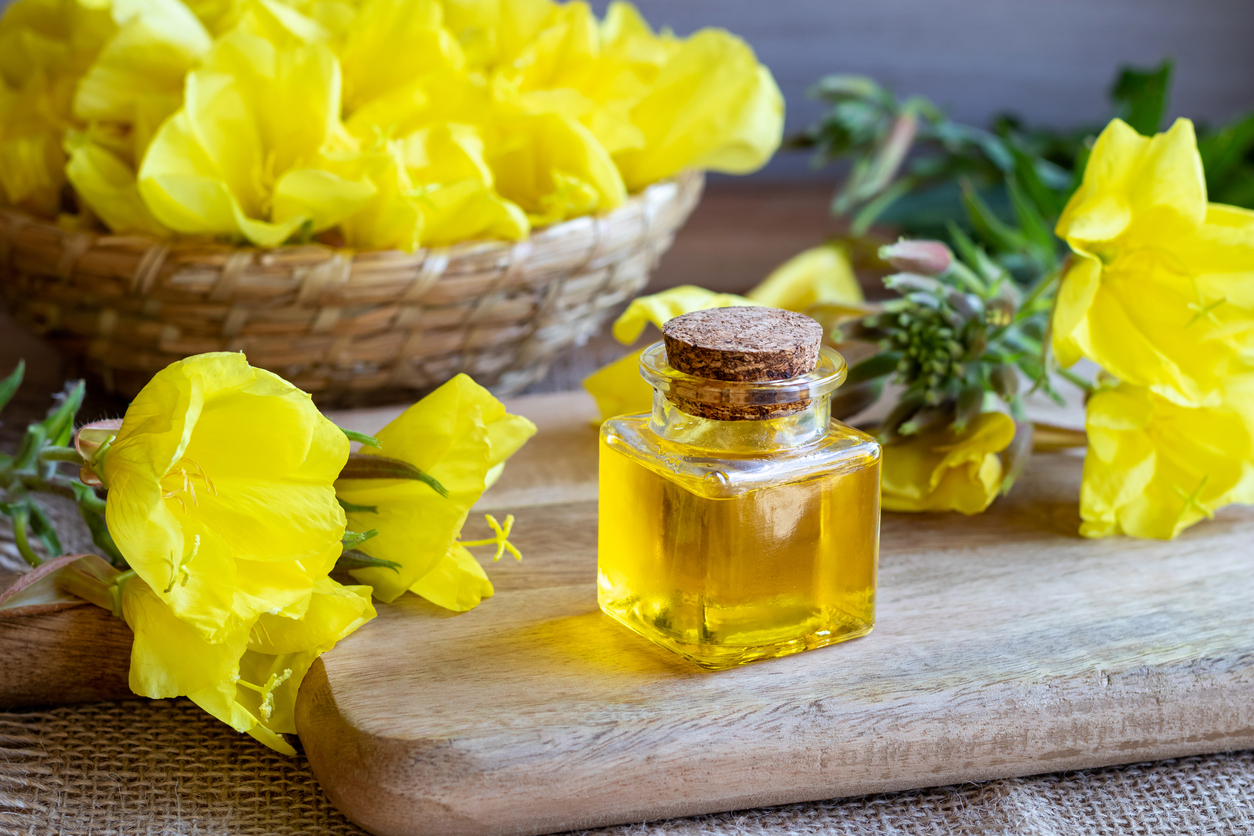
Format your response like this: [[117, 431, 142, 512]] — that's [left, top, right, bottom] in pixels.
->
[[0, 173, 702, 405]]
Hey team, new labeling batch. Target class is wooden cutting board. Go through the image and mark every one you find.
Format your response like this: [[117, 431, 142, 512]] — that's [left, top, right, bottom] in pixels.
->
[[297, 392, 1254, 836]]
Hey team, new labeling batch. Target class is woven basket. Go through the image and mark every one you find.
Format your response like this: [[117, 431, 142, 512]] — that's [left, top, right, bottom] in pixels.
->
[[0, 171, 702, 405]]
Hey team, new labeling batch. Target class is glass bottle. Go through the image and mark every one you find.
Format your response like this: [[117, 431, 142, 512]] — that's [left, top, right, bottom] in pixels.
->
[[598, 307, 881, 670]]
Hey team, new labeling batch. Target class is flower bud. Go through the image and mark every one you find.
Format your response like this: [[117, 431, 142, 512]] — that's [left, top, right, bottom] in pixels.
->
[[879, 240, 953, 277]]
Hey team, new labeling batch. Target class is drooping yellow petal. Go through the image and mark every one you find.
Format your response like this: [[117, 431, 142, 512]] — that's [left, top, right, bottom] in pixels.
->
[[1080, 381, 1254, 539], [64, 130, 170, 235], [584, 348, 651, 423], [336, 374, 536, 603], [122, 576, 249, 699], [747, 242, 864, 311], [614, 28, 782, 192], [881, 412, 1017, 515], [408, 543, 494, 611], [584, 285, 757, 422], [611, 284, 755, 343]]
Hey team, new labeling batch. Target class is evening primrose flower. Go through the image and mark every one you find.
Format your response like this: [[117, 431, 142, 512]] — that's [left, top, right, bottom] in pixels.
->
[[1052, 118, 1254, 407], [99, 352, 349, 641], [122, 574, 374, 754], [488, 108, 626, 227], [613, 27, 783, 192], [335, 374, 536, 604], [1080, 381, 1254, 539], [138, 29, 376, 247], [881, 411, 1016, 515]]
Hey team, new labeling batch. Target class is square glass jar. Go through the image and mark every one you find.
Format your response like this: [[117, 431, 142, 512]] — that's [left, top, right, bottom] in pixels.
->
[[598, 342, 881, 670]]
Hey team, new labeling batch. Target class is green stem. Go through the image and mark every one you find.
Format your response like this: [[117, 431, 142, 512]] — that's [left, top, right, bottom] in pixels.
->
[[10, 505, 41, 568], [39, 446, 83, 464], [1056, 367, 1094, 394]]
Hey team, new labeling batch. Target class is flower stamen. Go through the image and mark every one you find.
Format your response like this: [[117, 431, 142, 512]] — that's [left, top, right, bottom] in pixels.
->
[[459, 513, 522, 562], [236, 668, 293, 720]]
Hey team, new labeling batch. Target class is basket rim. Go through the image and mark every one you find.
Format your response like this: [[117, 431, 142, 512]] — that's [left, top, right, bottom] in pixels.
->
[[0, 170, 703, 264]]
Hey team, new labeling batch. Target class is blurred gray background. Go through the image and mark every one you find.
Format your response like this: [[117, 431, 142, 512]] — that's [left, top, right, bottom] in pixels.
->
[[584, 0, 1254, 179]]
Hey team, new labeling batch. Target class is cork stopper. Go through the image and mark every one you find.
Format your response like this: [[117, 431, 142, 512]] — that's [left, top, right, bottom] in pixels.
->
[[661, 307, 825, 420]]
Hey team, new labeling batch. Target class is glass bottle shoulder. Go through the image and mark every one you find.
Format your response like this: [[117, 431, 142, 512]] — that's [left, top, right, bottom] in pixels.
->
[[600, 412, 881, 500]]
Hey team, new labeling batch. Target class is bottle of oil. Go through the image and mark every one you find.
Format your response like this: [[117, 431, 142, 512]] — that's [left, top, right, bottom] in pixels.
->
[[598, 306, 881, 670]]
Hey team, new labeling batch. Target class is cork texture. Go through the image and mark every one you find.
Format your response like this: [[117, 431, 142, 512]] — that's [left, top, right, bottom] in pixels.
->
[[662, 307, 823, 420], [663, 307, 824, 382]]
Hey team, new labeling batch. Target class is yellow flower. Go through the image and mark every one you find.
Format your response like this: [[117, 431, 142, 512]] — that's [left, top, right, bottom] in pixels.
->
[[399, 122, 528, 245], [65, 128, 169, 236], [613, 27, 783, 192], [488, 108, 626, 227], [881, 411, 1016, 515], [335, 374, 536, 604], [0, 0, 207, 216], [101, 352, 349, 641], [72, 0, 211, 160], [747, 242, 864, 311], [1079, 381, 1254, 539], [137, 29, 376, 247], [1053, 118, 1254, 407], [337, 0, 463, 117], [583, 285, 755, 421], [122, 574, 374, 754]]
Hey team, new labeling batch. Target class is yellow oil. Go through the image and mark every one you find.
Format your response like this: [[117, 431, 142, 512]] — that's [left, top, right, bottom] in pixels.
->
[[598, 422, 880, 670]]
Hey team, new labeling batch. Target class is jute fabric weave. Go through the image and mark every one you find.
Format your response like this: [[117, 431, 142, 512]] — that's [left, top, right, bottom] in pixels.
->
[[0, 699, 1251, 836]]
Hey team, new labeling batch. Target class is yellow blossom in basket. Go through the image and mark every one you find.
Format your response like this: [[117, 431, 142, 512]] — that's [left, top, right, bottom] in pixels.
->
[[72, 0, 211, 160], [0, 0, 209, 214], [65, 129, 170, 235], [1053, 118, 1254, 407], [489, 108, 626, 226], [613, 27, 783, 192], [881, 411, 1016, 515], [337, 0, 463, 117], [335, 374, 536, 605], [123, 574, 374, 754], [1079, 381, 1254, 539], [747, 242, 864, 311], [138, 29, 376, 247], [584, 285, 756, 421], [399, 122, 528, 244], [101, 352, 349, 641]]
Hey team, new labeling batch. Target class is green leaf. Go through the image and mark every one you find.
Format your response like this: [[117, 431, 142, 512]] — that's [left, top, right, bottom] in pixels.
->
[[337, 498, 378, 514], [845, 351, 903, 386], [338, 453, 449, 497], [961, 181, 1028, 255], [42, 380, 85, 447], [27, 499, 63, 558], [1199, 113, 1254, 194], [1110, 60, 1173, 136], [341, 529, 379, 549], [0, 360, 24, 415], [339, 426, 381, 449], [336, 548, 401, 573]]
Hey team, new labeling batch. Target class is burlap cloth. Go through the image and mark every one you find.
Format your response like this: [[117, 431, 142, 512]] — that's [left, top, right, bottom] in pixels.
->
[[0, 699, 1251, 836]]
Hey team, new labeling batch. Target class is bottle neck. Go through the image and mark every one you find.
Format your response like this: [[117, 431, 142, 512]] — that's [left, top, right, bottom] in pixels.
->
[[649, 391, 832, 453]]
